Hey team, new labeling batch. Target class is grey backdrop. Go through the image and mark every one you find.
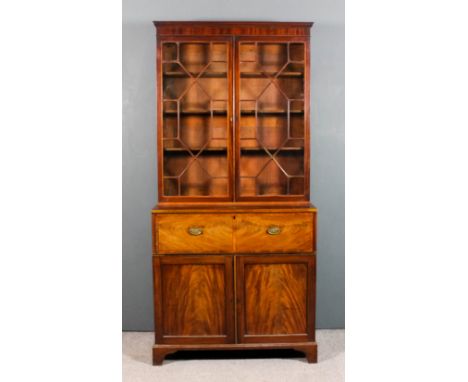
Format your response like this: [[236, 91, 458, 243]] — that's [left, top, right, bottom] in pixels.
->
[[123, 0, 344, 330]]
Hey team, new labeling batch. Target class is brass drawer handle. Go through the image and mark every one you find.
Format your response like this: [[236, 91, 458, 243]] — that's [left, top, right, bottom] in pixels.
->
[[266, 225, 281, 235], [188, 226, 203, 236]]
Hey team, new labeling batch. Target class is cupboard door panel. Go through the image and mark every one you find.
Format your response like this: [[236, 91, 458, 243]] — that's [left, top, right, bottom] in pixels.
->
[[154, 256, 234, 344], [236, 255, 315, 343]]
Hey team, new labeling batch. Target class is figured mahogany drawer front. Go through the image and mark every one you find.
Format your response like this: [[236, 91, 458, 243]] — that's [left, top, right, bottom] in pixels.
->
[[156, 214, 234, 254], [234, 213, 314, 254]]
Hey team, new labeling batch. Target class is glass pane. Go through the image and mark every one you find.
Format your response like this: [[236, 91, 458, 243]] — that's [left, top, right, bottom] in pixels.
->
[[238, 42, 306, 197], [161, 41, 229, 197]]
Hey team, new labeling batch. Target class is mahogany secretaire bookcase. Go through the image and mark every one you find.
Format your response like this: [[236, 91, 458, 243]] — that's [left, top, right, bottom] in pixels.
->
[[151, 21, 317, 365]]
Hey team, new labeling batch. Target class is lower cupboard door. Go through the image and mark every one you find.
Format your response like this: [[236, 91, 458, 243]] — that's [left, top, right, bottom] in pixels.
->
[[153, 256, 235, 344], [236, 255, 316, 343]]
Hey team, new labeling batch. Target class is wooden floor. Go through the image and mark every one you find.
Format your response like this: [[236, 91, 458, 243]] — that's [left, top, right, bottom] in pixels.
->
[[123, 329, 344, 382]]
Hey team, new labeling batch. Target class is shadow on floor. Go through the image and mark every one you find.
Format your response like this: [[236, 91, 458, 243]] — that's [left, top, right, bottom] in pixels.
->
[[166, 349, 309, 362]]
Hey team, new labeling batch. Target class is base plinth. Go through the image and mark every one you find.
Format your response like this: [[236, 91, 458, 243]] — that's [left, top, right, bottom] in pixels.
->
[[152, 342, 318, 365]]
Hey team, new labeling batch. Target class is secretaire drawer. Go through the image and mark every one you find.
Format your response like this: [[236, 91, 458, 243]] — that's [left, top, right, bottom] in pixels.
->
[[234, 213, 314, 254], [155, 214, 234, 254]]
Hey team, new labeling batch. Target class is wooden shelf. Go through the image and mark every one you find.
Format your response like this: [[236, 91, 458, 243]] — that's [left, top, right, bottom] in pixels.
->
[[163, 110, 227, 115], [241, 71, 303, 78], [164, 109, 302, 115], [240, 110, 304, 115], [240, 147, 304, 152], [164, 147, 227, 153], [163, 147, 303, 153], [164, 71, 227, 78], [163, 71, 303, 79]]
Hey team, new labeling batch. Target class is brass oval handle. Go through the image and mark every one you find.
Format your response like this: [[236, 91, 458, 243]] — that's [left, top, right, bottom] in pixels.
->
[[188, 226, 203, 236], [266, 225, 281, 235]]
